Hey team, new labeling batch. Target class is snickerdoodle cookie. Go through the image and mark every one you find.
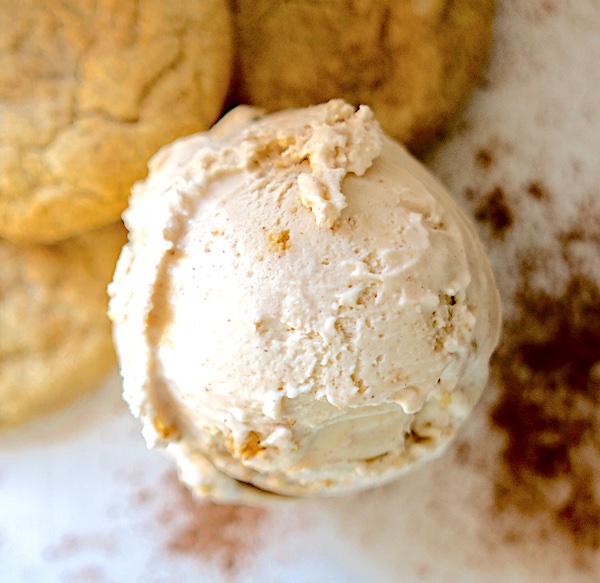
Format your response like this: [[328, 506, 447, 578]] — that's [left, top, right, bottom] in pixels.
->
[[0, 222, 127, 426], [0, 0, 232, 243], [231, 0, 494, 153]]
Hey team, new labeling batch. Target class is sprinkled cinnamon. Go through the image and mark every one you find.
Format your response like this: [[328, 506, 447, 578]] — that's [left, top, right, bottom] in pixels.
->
[[475, 148, 494, 169], [474, 186, 514, 238], [490, 275, 600, 551], [159, 473, 268, 578]]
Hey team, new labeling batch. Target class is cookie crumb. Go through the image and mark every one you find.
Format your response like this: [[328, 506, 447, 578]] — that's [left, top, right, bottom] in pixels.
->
[[268, 230, 290, 254]]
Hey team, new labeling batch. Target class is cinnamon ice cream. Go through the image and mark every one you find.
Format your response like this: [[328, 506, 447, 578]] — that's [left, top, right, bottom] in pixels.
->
[[109, 100, 501, 503]]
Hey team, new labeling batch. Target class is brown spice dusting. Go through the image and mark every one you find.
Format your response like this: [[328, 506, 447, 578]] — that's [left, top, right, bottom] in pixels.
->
[[475, 148, 494, 169], [564, 228, 600, 250], [557, 471, 600, 549], [161, 473, 267, 578], [43, 534, 117, 561], [527, 181, 547, 199], [502, 529, 524, 545], [133, 487, 153, 507], [490, 276, 600, 551], [474, 187, 514, 237], [152, 415, 182, 441], [63, 565, 106, 583], [562, 229, 587, 245], [541, 0, 557, 14], [453, 441, 472, 465], [415, 562, 432, 580]]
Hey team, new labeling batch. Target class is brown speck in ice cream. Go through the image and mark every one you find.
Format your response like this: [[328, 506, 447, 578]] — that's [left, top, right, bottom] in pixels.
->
[[268, 229, 290, 254]]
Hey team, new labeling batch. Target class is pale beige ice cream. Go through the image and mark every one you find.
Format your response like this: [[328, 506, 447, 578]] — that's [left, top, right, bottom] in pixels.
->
[[109, 100, 501, 504]]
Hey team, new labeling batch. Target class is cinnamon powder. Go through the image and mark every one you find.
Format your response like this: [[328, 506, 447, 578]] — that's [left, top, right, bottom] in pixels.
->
[[158, 473, 267, 578], [490, 275, 600, 550], [474, 186, 514, 238]]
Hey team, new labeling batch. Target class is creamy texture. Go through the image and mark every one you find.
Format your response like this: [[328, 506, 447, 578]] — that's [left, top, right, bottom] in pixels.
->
[[109, 100, 501, 503]]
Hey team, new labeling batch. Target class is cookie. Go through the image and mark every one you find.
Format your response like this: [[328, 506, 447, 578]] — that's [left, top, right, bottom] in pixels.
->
[[0, 222, 127, 426], [0, 0, 232, 243], [231, 0, 494, 153]]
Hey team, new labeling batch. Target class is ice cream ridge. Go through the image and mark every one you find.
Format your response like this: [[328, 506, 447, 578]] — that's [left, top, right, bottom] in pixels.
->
[[109, 100, 502, 504]]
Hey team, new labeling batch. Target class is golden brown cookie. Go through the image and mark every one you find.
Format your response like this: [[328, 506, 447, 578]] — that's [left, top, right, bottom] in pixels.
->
[[0, 0, 232, 243], [231, 0, 494, 153], [0, 222, 127, 426]]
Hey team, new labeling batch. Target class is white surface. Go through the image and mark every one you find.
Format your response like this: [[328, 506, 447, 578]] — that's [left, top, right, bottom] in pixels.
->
[[3, 1, 600, 581], [0, 372, 416, 583], [1, 370, 594, 583]]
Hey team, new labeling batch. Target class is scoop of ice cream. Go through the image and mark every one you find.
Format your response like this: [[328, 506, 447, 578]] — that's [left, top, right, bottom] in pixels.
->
[[109, 100, 501, 503]]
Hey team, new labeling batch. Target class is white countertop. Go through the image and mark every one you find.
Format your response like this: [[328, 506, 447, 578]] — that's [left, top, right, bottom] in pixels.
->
[[3, 1, 600, 581], [2, 369, 596, 583]]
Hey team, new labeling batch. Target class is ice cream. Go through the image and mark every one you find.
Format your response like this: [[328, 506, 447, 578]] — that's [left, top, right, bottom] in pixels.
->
[[109, 100, 502, 504]]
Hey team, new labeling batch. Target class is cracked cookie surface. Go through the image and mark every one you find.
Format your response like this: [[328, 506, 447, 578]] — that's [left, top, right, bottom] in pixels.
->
[[0, 0, 232, 242], [0, 222, 127, 425], [231, 0, 493, 153]]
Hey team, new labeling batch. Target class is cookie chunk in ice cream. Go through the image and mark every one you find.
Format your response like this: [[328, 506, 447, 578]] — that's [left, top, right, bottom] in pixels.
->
[[109, 100, 501, 503]]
